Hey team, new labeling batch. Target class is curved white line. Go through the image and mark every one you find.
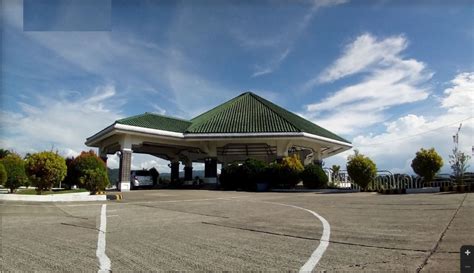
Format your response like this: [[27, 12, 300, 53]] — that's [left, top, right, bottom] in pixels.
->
[[262, 202, 330, 272], [97, 204, 111, 273]]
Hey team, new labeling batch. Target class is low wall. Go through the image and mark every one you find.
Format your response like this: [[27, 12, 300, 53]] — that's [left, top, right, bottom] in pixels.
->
[[0, 192, 106, 202]]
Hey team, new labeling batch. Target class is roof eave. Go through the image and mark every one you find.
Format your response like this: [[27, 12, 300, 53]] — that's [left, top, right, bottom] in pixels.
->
[[185, 132, 352, 147]]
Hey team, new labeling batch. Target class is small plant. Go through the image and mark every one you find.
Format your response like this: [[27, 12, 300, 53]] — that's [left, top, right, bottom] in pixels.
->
[[449, 148, 470, 186], [0, 153, 28, 193], [302, 164, 328, 189], [411, 148, 443, 186], [25, 151, 67, 194], [347, 150, 377, 191]]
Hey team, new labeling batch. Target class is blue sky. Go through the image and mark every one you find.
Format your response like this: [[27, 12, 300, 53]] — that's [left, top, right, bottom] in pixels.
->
[[1, 0, 473, 173]]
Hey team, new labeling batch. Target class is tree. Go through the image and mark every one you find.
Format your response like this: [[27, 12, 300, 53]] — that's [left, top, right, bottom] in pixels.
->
[[0, 149, 12, 159], [302, 164, 328, 189], [449, 148, 471, 185], [25, 151, 67, 194], [63, 157, 78, 189], [347, 150, 377, 191], [0, 153, 28, 193], [411, 148, 443, 186], [80, 168, 109, 193], [330, 165, 341, 182], [71, 150, 109, 191], [0, 163, 7, 186]]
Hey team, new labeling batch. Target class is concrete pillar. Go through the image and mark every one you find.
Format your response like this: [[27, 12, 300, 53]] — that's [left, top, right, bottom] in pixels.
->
[[204, 157, 217, 184], [169, 161, 180, 182], [119, 149, 132, 192], [184, 162, 193, 181]]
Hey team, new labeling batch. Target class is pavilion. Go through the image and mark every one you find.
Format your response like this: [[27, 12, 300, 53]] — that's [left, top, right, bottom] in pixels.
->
[[85, 92, 352, 191]]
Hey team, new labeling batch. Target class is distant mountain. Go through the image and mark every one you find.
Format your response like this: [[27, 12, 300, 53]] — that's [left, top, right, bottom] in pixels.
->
[[107, 168, 206, 182]]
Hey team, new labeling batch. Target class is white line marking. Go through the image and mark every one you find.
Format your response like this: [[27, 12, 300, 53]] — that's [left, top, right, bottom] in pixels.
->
[[262, 201, 330, 272], [96, 204, 111, 273]]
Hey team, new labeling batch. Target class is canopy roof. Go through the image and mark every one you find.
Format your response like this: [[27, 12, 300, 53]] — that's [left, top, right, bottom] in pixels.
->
[[112, 92, 349, 143]]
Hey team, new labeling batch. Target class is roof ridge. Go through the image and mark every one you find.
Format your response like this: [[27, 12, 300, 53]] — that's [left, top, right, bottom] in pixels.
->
[[189, 92, 247, 122], [117, 112, 190, 123], [143, 112, 191, 123], [116, 112, 148, 123], [248, 92, 301, 132]]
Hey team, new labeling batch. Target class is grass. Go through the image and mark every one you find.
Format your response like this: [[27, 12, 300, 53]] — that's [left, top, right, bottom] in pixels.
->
[[15, 188, 89, 195]]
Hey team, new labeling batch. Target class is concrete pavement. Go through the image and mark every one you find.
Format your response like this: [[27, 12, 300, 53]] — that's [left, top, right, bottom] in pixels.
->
[[1, 190, 472, 272]]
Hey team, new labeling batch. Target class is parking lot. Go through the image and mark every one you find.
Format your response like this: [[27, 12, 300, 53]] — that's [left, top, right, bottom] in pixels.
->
[[1, 190, 473, 272]]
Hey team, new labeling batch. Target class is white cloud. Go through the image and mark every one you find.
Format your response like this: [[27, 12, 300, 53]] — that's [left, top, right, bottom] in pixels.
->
[[324, 72, 474, 174], [314, 33, 408, 85], [441, 72, 474, 114], [304, 33, 432, 134], [0, 84, 123, 156]]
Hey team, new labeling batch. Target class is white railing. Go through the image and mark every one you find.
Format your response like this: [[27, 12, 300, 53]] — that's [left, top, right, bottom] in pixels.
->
[[323, 168, 453, 190]]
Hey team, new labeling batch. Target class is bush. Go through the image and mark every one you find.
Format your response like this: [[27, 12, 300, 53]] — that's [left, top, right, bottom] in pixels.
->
[[241, 159, 268, 191], [80, 168, 109, 193], [220, 163, 243, 190], [411, 148, 443, 186], [267, 155, 304, 189], [25, 151, 67, 194], [0, 163, 7, 186], [347, 150, 377, 191], [70, 150, 109, 190], [302, 164, 328, 189], [220, 159, 268, 191], [0, 153, 28, 193]]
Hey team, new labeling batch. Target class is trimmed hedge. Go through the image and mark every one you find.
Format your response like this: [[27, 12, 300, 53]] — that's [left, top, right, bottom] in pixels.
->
[[220, 155, 305, 191], [302, 164, 328, 189]]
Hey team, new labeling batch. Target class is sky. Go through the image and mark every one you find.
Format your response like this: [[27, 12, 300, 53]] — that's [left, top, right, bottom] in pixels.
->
[[1, 0, 473, 174]]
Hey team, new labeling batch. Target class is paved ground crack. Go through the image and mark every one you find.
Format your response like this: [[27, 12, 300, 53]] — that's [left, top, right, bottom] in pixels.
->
[[202, 221, 429, 253], [133, 203, 229, 219], [415, 193, 468, 273], [60, 222, 101, 232]]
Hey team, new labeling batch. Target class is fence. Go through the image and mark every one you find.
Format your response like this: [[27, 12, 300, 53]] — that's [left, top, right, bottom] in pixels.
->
[[324, 168, 456, 191]]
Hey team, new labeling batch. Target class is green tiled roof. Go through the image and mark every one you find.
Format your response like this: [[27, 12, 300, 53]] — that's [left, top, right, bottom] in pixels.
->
[[116, 113, 192, 133], [114, 92, 350, 144], [187, 92, 350, 143]]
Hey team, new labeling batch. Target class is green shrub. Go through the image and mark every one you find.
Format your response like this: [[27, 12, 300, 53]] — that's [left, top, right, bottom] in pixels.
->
[[302, 164, 328, 189], [0, 153, 28, 193], [347, 150, 377, 191], [80, 168, 109, 193], [0, 163, 7, 186], [241, 159, 268, 191], [266, 155, 303, 189], [25, 151, 67, 194], [70, 150, 109, 190], [220, 159, 269, 191], [411, 148, 443, 185], [220, 163, 242, 190]]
